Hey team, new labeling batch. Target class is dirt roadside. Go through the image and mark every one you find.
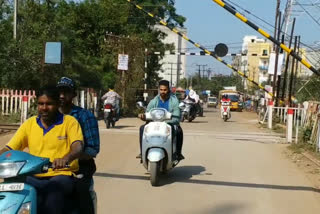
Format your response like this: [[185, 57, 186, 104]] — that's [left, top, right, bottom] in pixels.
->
[[284, 147, 320, 189]]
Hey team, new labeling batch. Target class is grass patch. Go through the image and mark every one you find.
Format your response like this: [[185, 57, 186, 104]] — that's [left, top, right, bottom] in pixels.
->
[[0, 113, 21, 124]]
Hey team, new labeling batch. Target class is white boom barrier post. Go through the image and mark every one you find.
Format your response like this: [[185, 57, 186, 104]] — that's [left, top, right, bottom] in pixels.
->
[[21, 95, 28, 124], [287, 108, 293, 143], [80, 90, 85, 108], [93, 92, 98, 118], [268, 100, 273, 129]]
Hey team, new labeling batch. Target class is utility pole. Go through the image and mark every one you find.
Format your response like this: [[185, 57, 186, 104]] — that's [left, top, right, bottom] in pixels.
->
[[197, 64, 201, 82], [272, 11, 282, 103], [289, 36, 298, 106], [144, 48, 148, 102], [170, 63, 173, 87], [167, 62, 181, 87], [269, 0, 281, 84], [292, 36, 301, 95], [273, 0, 281, 51], [282, 18, 296, 102], [14, 0, 18, 39], [276, 34, 285, 107]]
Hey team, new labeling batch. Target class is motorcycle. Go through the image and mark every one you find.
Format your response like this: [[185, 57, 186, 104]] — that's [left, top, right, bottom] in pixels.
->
[[180, 99, 197, 122], [137, 102, 182, 186], [104, 101, 117, 129], [0, 150, 97, 214], [221, 101, 231, 122]]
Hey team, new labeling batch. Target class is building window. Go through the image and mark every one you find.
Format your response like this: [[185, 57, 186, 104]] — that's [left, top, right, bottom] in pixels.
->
[[262, 49, 268, 56]]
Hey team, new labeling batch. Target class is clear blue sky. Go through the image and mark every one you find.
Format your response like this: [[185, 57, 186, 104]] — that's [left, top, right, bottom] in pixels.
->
[[174, 0, 320, 76]]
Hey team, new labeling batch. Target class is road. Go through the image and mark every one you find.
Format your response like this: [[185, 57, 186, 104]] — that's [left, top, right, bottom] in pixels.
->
[[95, 107, 320, 214], [1, 108, 320, 213]]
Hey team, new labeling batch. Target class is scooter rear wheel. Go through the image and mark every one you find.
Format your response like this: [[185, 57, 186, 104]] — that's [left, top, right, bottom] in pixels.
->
[[106, 120, 111, 129]]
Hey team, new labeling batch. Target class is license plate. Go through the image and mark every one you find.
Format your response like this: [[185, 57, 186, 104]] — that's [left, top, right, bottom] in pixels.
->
[[104, 109, 111, 112], [0, 183, 24, 192]]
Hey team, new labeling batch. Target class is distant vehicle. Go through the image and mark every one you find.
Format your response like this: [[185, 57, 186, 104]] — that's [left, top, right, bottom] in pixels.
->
[[223, 86, 237, 91], [207, 96, 218, 108], [218, 90, 242, 111]]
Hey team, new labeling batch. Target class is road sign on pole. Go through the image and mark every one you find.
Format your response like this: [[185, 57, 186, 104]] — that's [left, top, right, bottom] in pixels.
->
[[118, 54, 129, 71]]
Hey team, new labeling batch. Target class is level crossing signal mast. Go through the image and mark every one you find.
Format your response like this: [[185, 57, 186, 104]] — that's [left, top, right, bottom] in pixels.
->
[[210, 0, 320, 76], [126, 0, 273, 97]]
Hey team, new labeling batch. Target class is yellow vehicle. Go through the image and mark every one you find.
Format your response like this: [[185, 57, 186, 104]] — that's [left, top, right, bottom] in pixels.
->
[[218, 90, 242, 111]]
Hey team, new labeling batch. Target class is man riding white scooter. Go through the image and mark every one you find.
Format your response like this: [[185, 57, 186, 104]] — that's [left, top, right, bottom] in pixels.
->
[[221, 94, 231, 121], [137, 80, 184, 161]]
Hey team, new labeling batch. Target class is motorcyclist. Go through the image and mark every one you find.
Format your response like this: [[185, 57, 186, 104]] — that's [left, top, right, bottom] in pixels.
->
[[57, 77, 100, 214], [0, 85, 83, 214], [101, 86, 121, 121], [184, 89, 199, 115], [137, 80, 184, 161], [221, 94, 231, 103]]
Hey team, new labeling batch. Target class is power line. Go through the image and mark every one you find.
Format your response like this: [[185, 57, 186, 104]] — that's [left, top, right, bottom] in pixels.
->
[[295, 0, 320, 28], [224, 0, 320, 71]]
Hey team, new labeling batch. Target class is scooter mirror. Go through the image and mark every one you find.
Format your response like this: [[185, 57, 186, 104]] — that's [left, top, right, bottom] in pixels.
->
[[178, 102, 185, 110], [136, 101, 145, 109]]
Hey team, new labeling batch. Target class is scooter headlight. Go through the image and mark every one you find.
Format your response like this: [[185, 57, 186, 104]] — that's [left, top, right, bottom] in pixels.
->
[[0, 162, 25, 178], [150, 109, 165, 121], [18, 202, 31, 214]]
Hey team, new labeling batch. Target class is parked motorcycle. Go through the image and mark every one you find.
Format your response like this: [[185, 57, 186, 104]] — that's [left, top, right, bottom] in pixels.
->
[[221, 101, 231, 122], [137, 102, 182, 186], [104, 102, 116, 129], [180, 99, 197, 122], [0, 150, 97, 214]]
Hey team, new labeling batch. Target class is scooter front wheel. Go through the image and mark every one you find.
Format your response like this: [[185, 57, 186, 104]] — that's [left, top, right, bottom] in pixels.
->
[[223, 115, 228, 122], [150, 161, 160, 186]]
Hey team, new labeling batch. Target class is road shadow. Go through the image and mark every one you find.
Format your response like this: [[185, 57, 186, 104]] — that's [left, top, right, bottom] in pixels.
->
[[202, 202, 247, 214], [113, 125, 136, 129], [161, 165, 206, 185], [186, 121, 209, 124], [94, 170, 320, 193]]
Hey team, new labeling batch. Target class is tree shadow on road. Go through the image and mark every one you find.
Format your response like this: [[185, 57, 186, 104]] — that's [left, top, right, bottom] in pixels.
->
[[201, 202, 247, 214], [94, 170, 320, 193], [113, 125, 136, 129]]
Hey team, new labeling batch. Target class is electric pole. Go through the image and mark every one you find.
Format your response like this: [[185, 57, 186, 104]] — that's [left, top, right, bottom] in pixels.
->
[[14, 0, 18, 39]]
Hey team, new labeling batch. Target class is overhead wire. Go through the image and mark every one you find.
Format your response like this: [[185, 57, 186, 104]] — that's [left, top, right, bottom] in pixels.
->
[[222, 0, 320, 74], [126, 0, 274, 96]]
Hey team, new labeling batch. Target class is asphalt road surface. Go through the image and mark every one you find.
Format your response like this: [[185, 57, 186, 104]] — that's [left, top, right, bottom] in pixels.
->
[[94, 108, 320, 214], [1, 108, 320, 213]]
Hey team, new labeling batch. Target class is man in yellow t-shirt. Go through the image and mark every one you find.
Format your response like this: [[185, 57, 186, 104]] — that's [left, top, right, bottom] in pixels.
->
[[0, 85, 83, 214]]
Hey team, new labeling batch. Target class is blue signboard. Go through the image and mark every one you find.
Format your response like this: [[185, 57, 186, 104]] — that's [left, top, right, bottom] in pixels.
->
[[45, 42, 62, 64]]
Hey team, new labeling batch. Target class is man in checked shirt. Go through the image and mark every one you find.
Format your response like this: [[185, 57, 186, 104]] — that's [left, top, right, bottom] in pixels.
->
[[57, 77, 100, 214]]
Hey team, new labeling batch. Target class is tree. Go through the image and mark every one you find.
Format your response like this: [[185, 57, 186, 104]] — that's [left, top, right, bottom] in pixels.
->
[[0, 0, 185, 93]]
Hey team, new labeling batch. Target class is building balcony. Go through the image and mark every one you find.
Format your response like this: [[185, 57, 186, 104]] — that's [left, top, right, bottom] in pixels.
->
[[259, 65, 268, 70]]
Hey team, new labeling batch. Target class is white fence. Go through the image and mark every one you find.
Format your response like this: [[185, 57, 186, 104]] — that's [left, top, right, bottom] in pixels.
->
[[0, 89, 36, 116], [0, 88, 99, 122], [259, 101, 320, 149], [273, 106, 306, 127]]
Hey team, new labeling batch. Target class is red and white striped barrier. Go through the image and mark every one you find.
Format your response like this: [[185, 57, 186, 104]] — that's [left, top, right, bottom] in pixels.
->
[[268, 100, 273, 129], [286, 109, 294, 143]]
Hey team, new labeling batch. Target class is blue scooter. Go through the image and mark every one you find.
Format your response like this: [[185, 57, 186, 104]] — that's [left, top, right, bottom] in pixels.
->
[[0, 150, 97, 213]]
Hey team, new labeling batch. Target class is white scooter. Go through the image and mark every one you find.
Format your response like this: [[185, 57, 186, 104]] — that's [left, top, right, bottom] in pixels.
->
[[137, 102, 181, 186], [221, 101, 231, 122]]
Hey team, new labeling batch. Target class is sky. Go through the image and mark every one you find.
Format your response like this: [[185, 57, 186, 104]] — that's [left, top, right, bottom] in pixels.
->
[[174, 0, 320, 76]]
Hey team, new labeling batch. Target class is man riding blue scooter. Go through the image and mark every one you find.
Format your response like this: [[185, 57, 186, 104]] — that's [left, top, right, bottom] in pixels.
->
[[0, 85, 84, 214]]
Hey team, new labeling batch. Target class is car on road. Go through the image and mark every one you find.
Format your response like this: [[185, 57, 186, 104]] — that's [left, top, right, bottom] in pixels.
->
[[207, 96, 218, 108]]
